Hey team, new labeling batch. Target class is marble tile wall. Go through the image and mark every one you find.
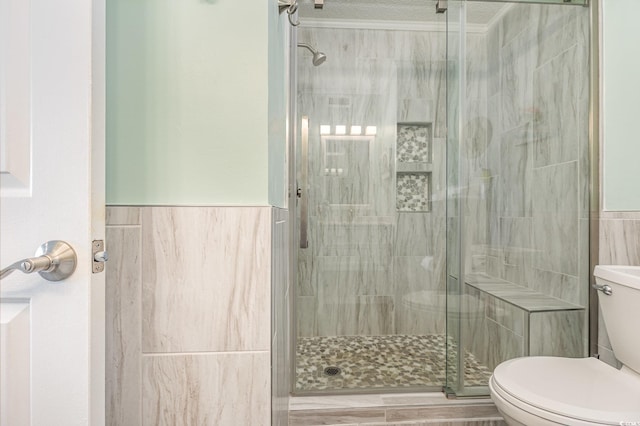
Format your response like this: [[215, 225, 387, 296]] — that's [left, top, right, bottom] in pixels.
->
[[598, 211, 640, 367], [463, 286, 524, 372], [529, 310, 584, 358], [296, 26, 448, 339], [460, 3, 591, 372], [105, 208, 142, 426], [272, 208, 291, 426], [105, 206, 275, 426]]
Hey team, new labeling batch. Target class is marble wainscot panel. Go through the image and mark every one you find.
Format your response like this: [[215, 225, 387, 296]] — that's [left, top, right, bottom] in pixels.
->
[[106, 206, 273, 426], [142, 353, 270, 426], [141, 206, 271, 353], [106, 208, 141, 426], [272, 208, 290, 426]]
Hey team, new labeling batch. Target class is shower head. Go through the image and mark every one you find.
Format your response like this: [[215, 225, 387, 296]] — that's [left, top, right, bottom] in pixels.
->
[[312, 51, 327, 66], [298, 43, 327, 66]]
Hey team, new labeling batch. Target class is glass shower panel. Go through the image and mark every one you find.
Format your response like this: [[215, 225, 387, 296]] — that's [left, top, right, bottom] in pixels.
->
[[445, 0, 591, 397]]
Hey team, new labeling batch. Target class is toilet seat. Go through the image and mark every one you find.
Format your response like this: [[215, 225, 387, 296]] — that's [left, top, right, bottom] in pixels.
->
[[490, 357, 640, 425]]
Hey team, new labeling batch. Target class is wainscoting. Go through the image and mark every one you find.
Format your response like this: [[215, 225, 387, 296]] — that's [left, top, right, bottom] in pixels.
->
[[105, 206, 282, 426]]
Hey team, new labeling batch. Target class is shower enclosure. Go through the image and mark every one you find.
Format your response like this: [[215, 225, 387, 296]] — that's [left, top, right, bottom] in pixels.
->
[[290, 0, 591, 397]]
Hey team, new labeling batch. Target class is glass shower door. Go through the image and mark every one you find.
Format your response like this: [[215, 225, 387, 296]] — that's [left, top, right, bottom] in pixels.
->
[[445, 0, 464, 397], [293, 14, 449, 394], [445, 0, 592, 397]]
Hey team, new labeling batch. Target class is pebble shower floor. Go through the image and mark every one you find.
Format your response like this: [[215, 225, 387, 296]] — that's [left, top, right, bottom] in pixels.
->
[[295, 334, 492, 392]]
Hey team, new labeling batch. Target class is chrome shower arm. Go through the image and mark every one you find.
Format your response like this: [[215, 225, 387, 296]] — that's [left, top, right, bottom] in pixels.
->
[[297, 43, 314, 55]]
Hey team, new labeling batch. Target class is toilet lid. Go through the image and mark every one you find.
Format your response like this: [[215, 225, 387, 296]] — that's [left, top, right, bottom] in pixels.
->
[[492, 357, 640, 424]]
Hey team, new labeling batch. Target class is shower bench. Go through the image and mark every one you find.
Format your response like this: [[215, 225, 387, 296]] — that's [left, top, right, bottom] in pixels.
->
[[461, 273, 586, 360]]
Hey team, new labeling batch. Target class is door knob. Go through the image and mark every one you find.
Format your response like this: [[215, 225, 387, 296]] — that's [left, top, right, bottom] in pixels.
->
[[0, 240, 77, 282]]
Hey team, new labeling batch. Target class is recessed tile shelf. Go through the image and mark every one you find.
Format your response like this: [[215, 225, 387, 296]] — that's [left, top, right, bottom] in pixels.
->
[[396, 122, 432, 212]]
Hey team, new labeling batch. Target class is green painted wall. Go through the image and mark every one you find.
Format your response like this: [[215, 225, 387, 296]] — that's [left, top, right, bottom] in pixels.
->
[[268, 2, 288, 208], [107, 0, 286, 205], [603, 0, 640, 211]]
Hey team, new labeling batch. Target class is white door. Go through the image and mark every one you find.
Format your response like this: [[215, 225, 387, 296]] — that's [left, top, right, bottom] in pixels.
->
[[0, 0, 105, 424]]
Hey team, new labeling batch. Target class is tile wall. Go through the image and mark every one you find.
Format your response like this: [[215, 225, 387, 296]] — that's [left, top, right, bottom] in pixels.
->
[[272, 208, 291, 426], [460, 3, 591, 371], [105, 206, 287, 426], [296, 26, 448, 338]]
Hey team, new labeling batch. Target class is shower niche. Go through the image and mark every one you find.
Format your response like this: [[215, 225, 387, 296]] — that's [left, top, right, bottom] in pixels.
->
[[396, 122, 432, 212]]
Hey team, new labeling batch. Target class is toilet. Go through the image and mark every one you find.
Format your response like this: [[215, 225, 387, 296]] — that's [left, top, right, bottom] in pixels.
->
[[489, 265, 640, 425]]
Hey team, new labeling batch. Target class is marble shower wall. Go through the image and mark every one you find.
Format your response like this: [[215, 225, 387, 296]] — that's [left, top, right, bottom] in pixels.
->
[[296, 26, 448, 338], [460, 4, 591, 370], [105, 206, 284, 426]]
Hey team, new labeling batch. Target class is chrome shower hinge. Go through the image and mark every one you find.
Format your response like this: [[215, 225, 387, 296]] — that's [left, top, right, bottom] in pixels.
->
[[278, 0, 300, 26], [278, 0, 297, 14]]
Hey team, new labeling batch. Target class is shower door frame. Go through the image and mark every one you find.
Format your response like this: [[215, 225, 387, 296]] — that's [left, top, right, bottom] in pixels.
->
[[286, 17, 450, 396], [286, 0, 601, 398]]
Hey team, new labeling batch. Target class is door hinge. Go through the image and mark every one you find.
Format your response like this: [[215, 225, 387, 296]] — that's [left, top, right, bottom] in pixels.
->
[[92, 240, 108, 273]]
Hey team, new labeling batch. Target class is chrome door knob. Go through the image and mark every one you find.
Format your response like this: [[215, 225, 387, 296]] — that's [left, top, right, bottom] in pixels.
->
[[0, 240, 77, 282]]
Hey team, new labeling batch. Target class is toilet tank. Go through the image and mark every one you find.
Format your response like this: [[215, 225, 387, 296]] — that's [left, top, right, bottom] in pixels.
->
[[594, 265, 640, 375]]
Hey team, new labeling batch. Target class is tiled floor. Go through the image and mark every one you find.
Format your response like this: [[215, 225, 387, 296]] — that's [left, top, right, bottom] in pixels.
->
[[295, 334, 492, 392]]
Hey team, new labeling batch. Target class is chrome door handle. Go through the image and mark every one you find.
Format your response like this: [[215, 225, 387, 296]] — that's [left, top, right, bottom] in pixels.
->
[[593, 282, 613, 296], [0, 240, 77, 282]]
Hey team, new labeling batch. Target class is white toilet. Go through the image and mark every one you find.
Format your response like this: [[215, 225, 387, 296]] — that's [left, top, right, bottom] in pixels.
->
[[489, 265, 640, 425]]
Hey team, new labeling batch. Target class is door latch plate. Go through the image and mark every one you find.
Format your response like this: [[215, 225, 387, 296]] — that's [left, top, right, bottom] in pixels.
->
[[92, 240, 108, 273]]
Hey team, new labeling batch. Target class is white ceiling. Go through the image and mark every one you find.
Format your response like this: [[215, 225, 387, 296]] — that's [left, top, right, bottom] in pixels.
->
[[298, 0, 510, 25]]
